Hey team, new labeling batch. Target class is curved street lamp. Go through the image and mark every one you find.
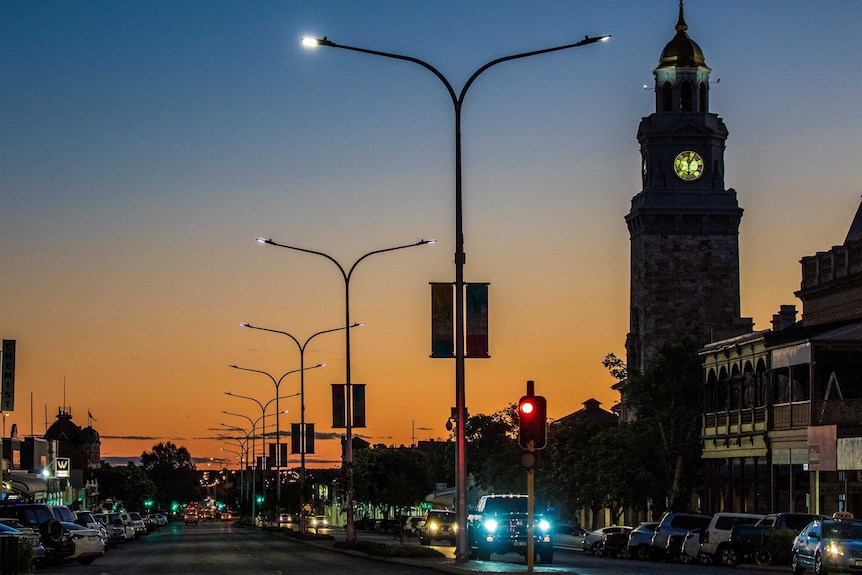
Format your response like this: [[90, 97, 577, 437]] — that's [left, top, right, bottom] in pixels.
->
[[228, 363, 324, 516], [301, 34, 609, 555], [238, 321, 361, 531], [255, 237, 434, 541]]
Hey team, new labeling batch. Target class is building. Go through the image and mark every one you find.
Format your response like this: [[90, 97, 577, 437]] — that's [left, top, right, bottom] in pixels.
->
[[700, 201, 862, 515], [621, 2, 752, 420]]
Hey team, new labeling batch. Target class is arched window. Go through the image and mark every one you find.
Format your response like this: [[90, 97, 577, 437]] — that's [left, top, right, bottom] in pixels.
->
[[680, 80, 693, 112], [662, 82, 673, 112], [699, 83, 708, 112]]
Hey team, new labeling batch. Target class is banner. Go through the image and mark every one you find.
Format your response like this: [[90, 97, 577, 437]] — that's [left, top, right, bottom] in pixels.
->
[[466, 283, 489, 358], [291, 423, 301, 454], [353, 384, 366, 428], [2, 340, 15, 411], [268, 443, 287, 469], [291, 423, 315, 454], [331, 384, 346, 428], [306, 423, 315, 454], [430, 283, 454, 358]]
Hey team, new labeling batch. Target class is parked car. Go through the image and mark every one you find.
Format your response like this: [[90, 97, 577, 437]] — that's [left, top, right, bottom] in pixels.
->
[[650, 511, 712, 560], [699, 512, 764, 564], [61, 521, 105, 565], [626, 521, 659, 560], [724, 512, 827, 567], [554, 524, 587, 550], [74, 511, 110, 548], [123, 512, 147, 537], [680, 528, 705, 564], [0, 519, 46, 561], [581, 525, 631, 554], [0, 503, 74, 564], [791, 512, 862, 574], [94, 512, 128, 544], [373, 518, 399, 534], [595, 526, 632, 557], [419, 509, 458, 546]]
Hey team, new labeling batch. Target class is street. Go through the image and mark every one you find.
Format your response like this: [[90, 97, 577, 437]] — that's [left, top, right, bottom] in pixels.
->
[[33, 521, 784, 575]]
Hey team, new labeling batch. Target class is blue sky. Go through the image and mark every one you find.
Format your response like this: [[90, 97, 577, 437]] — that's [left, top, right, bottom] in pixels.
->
[[2, 1, 861, 465]]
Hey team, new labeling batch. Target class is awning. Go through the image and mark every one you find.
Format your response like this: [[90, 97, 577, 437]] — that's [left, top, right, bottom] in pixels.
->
[[8, 475, 49, 495]]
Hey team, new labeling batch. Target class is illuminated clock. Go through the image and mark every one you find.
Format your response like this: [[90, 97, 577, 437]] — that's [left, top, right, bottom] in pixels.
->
[[674, 150, 704, 181]]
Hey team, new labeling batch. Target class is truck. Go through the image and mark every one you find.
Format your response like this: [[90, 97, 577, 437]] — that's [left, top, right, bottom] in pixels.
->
[[721, 512, 826, 566], [467, 494, 554, 564]]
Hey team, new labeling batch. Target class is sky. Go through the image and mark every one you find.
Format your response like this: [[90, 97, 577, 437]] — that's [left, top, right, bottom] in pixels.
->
[[2, 1, 861, 470]]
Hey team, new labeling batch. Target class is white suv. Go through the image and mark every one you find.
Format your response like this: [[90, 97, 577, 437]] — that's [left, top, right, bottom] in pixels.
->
[[701, 512, 764, 561]]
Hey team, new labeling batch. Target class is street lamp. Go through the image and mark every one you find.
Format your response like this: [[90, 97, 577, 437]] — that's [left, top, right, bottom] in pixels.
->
[[255, 237, 434, 541], [238, 321, 361, 531], [228, 363, 324, 516], [301, 33, 609, 558]]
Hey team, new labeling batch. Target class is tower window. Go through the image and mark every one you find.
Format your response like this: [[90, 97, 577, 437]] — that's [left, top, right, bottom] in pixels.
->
[[681, 80, 693, 112], [662, 82, 673, 112], [699, 83, 708, 112]]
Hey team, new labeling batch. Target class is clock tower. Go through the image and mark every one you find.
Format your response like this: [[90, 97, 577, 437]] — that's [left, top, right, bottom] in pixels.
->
[[625, 2, 751, 376]]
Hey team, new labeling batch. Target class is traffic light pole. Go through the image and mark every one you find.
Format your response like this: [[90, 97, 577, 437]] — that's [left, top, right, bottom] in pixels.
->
[[526, 440, 535, 573]]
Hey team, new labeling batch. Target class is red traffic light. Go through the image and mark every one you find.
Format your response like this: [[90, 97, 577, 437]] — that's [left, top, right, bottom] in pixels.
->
[[518, 395, 547, 450]]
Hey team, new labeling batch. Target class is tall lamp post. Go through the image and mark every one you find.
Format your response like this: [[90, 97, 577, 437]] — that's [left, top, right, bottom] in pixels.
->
[[228, 363, 324, 518], [301, 34, 609, 558], [239, 321, 361, 531], [255, 237, 434, 541], [222, 409, 260, 519]]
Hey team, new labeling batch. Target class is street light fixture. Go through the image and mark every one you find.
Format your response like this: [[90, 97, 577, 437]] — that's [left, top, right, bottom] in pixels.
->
[[301, 33, 608, 558], [238, 321, 361, 531], [228, 363, 324, 516], [255, 237, 434, 541]]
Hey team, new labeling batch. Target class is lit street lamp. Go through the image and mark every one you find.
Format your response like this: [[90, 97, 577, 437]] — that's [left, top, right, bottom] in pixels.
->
[[238, 321, 361, 531], [301, 34, 609, 557], [228, 362, 324, 516], [255, 237, 434, 541]]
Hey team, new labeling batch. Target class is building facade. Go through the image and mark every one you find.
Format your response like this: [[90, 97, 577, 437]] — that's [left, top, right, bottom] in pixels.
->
[[700, 201, 862, 516]]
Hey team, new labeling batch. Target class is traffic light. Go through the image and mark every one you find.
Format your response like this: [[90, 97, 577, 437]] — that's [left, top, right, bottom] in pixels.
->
[[518, 394, 547, 450]]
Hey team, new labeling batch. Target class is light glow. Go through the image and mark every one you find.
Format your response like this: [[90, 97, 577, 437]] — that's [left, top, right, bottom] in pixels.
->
[[301, 37, 319, 48]]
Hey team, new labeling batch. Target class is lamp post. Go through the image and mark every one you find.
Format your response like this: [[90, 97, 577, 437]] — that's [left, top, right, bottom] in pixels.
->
[[238, 321, 361, 532], [255, 237, 434, 541], [228, 363, 324, 518], [224, 392, 297, 524], [301, 34, 609, 558], [222, 409, 260, 519]]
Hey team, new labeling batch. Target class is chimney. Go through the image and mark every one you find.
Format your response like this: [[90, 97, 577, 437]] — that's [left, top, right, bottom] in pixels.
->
[[771, 305, 797, 331]]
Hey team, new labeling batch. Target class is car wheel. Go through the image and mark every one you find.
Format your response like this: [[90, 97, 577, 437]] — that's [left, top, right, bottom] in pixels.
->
[[755, 550, 772, 566], [594, 544, 605, 557], [698, 551, 712, 565], [79, 557, 95, 565], [636, 544, 652, 560], [718, 544, 738, 567], [791, 552, 804, 575], [815, 553, 828, 575]]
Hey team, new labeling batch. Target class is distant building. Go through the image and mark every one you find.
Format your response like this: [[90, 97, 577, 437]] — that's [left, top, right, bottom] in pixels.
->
[[555, 398, 617, 429], [44, 408, 101, 469]]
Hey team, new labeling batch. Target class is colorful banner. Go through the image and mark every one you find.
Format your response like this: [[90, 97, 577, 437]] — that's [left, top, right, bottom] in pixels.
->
[[430, 283, 454, 358], [2, 340, 15, 411], [331, 384, 346, 428], [353, 384, 366, 428], [466, 283, 489, 358]]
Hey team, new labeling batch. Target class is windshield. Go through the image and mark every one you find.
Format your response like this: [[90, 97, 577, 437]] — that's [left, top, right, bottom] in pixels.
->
[[823, 522, 862, 540]]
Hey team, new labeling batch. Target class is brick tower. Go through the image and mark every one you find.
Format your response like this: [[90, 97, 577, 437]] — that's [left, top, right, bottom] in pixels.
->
[[625, 2, 751, 376]]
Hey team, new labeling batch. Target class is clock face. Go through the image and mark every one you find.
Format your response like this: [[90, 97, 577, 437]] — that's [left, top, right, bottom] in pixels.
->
[[674, 151, 704, 181]]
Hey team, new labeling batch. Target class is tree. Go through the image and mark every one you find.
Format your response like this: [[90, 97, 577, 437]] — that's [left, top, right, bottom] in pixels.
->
[[463, 406, 523, 493], [624, 339, 704, 512], [352, 445, 432, 539], [141, 442, 200, 510], [93, 462, 156, 511]]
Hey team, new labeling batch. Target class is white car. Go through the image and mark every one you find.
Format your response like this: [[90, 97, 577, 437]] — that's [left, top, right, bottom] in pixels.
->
[[61, 521, 105, 565], [581, 525, 631, 554]]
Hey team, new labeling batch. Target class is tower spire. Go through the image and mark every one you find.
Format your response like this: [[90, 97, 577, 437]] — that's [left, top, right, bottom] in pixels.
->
[[676, 1, 687, 33]]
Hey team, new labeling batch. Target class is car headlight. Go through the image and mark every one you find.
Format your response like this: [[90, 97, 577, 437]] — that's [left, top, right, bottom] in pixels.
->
[[538, 519, 551, 532], [429, 521, 439, 533], [483, 519, 498, 533], [827, 542, 844, 556]]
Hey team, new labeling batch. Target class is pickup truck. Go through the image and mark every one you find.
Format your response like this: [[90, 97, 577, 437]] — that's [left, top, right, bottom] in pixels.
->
[[467, 494, 554, 564], [722, 512, 826, 566]]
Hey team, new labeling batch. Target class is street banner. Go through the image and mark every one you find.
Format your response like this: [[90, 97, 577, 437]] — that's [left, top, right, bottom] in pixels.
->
[[306, 423, 315, 454], [2, 340, 15, 411], [331, 384, 346, 428], [353, 384, 366, 428], [430, 283, 454, 358], [291, 423, 301, 454], [466, 283, 489, 358]]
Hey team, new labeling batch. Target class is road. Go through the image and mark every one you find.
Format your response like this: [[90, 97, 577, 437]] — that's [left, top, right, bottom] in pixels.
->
[[34, 521, 782, 574]]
